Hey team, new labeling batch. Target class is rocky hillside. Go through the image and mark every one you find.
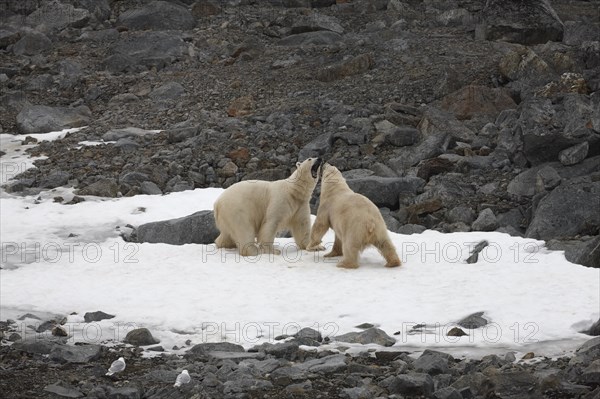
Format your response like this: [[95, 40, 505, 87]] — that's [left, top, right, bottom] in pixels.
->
[[1, 0, 599, 266]]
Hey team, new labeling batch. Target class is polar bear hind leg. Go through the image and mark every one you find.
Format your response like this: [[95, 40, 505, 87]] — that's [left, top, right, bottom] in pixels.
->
[[257, 220, 281, 255], [324, 235, 343, 257], [375, 238, 401, 268], [215, 233, 236, 249]]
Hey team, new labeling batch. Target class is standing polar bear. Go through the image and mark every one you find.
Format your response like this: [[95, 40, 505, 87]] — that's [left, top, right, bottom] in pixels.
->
[[214, 157, 322, 256], [307, 163, 401, 269]]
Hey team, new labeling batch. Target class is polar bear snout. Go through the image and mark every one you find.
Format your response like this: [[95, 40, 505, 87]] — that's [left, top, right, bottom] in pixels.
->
[[310, 157, 323, 179]]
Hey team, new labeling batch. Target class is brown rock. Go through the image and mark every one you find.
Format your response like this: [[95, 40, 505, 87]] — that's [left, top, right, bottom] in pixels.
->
[[447, 327, 468, 337], [316, 54, 374, 82], [440, 85, 517, 121], [228, 147, 251, 166], [191, 1, 221, 17], [416, 158, 455, 181], [227, 96, 254, 117]]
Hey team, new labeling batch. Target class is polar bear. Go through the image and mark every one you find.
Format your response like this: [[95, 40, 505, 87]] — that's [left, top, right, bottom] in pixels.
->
[[214, 157, 322, 256], [307, 163, 401, 269]]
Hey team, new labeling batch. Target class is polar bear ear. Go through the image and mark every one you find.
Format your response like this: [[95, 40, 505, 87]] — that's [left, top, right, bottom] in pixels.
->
[[296, 162, 301, 168]]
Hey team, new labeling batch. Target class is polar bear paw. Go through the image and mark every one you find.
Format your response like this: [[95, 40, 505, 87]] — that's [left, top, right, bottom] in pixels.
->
[[306, 243, 326, 252]]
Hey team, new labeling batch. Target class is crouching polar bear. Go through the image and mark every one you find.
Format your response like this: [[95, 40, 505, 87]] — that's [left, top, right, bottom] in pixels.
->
[[307, 163, 401, 269], [214, 157, 323, 256]]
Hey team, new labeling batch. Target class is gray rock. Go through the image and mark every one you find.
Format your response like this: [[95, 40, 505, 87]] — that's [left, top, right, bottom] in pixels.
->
[[346, 176, 424, 210], [387, 373, 435, 396], [106, 386, 141, 399], [49, 344, 103, 363], [586, 319, 600, 336], [433, 386, 463, 399], [414, 350, 453, 376], [222, 370, 273, 395], [117, 1, 196, 31], [149, 81, 185, 102], [295, 327, 322, 342], [140, 181, 163, 195], [298, 133, 334, 161], [119, 172, 150, 186], [547, 236, 600, 268], [102, 127, 159, 141], [466, 240, 489, 264], [111, 31, 189, 71], [488, 370, 540, 398], [123, 328, 160, 346], [208, 351, 265, 362], [78, 29, 120, 43], [563, 20, 600, 46], [26, 2, 90, 32], [116, 138, 137, 152], [388, 126, 421, 147], [13, 32, 52, 56], [291, 13, 343, 34], [278, 31, 343, 46], [186, 342, 245, 359], [251, 341, 300, 359], [44, 381, 83, 398], [520, 95, 600, 166], [77, 178, 119, 197], [380, 208, 401, 232], [571, 337, 600, 366], [317, 54, 374, 82], [136, 210, 219, 245], [270, 366, 307, 386], [83, 311, 115, 323], [447, 206, 476, 225], [12, 339, 62, 355], [559, 141, 589, 166], [535, 166, 562, 192], [458, 312, 488, 329], [476, 0, 564, 45], [334, 328, 396, 347], [389, 107, 474, 172], [16, 105, 91, 134], [396, 224, 426, 235], [284, 380, 313, 396], [297, 354, 347, 374], [579, 359, 600, 386], [526, 180, 600, 240], [471, 208, 498, 232], [39, 171, 70, 189]]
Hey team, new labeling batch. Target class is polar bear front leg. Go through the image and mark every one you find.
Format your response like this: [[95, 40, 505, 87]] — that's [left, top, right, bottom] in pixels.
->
[[306, 211, 328, 251]]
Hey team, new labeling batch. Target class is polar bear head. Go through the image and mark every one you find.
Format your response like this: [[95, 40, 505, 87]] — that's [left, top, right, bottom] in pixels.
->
[[320, 163, 349, 193], [288, 157, 322, 186]]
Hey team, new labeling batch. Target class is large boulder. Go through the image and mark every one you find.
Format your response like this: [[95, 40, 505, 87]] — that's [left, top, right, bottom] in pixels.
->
[[526, 179, 600, 240], [388, 107, 475, 173], [519, 95, 600, 166], [16, 105, 91, 134], [439, 85, 517, 121], [346, 176, 424, 210], [26, 1, 90, 32], [108, 31, 189, 71], [547, 235, 600, 268], [12, 32, 52, 56], [476, 0, 564, 45], [334, 328, 396, 347], [117, 1, 196, 31], [136, 210, 219, 245]]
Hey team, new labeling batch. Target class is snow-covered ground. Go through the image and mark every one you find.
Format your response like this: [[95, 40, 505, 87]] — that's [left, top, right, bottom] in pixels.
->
[[1, 130, 599, 359]]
